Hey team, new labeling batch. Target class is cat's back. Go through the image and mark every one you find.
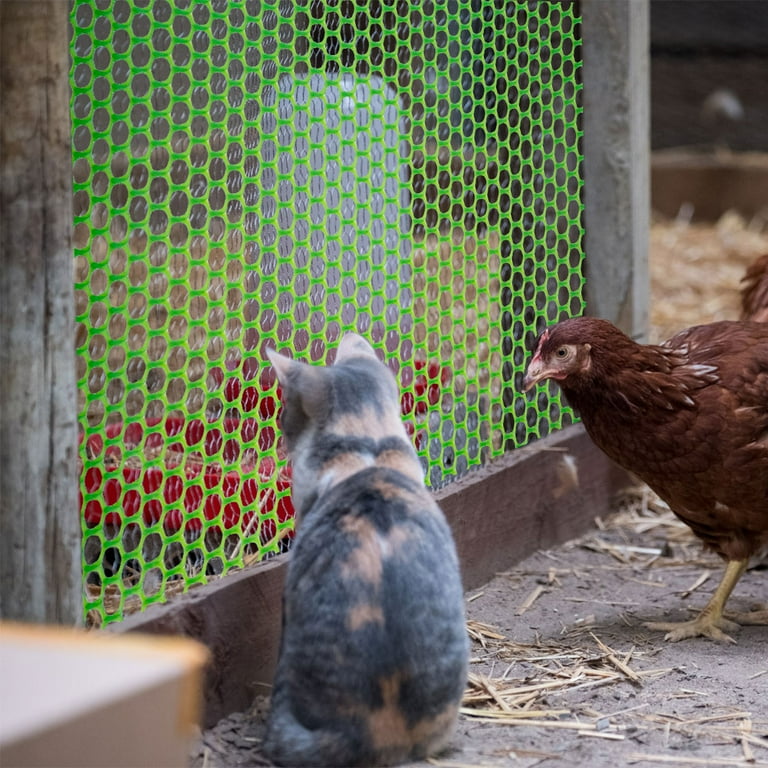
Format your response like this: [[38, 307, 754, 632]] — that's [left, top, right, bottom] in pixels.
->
[[270, 465, 468, 767], [288, 463, 464, 634]]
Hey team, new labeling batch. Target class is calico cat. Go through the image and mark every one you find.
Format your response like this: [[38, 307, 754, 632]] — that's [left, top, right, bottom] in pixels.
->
[[263, 333, 469, 767]]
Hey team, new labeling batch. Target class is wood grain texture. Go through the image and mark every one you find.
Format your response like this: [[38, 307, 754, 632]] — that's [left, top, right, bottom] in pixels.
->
[[115, 556, 287, 727], [0, 2, 81, 624], [436, 426, 632, 591], [582, 0, 650, 340], [115, 424, 631, 727]]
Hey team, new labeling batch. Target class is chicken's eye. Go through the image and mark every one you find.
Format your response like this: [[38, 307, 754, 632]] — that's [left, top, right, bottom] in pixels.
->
[[555, 346, 569, 359]]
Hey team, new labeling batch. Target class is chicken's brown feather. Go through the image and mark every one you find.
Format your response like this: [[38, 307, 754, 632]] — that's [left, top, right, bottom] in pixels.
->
[[528, 318, 768, 562], [740, 253, 768, 323]]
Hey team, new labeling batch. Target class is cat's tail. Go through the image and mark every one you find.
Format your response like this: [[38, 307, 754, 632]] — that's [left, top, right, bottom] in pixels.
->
[[264, 700, 457, 767], [263, 706, 363, 768]]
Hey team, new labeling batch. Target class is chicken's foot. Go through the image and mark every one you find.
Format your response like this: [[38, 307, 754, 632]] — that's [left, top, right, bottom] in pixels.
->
[[644, 559, 748, 643], [725, 603, 768, 625]]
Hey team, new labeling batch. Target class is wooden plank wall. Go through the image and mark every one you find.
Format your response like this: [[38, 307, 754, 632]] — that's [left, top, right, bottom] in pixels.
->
[[650, 0, 768, 153], [652, 152, 768, 221]]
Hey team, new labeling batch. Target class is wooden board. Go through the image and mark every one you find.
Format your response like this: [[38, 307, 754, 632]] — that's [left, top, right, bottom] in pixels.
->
[[114, 424, 631, 727], [0, 623, 208, 768], [651, 151, 768, 221], [436, 427, 632, 590]]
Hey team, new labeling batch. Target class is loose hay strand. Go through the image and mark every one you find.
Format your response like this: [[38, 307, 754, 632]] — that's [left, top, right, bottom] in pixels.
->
[[680, 569, 711, 598], [627, 753, 768, 767], [515, 584, 548, 615], [589, 632, 643, 685]]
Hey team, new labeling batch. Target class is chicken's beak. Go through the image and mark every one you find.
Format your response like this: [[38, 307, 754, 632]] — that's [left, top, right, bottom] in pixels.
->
[[522, 358, 547, 392], [523, 366, 541, 392]]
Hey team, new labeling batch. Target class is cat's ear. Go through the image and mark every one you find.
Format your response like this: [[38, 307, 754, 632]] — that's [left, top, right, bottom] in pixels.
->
[[336, 333, 378, 364], [266, 347, 330, 425], [266, 346, 298, 383]]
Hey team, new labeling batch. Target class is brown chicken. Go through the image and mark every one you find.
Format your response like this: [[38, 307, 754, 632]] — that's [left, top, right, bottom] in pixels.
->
[[740, 253, 768, 323], [524, 317, 768, 642]]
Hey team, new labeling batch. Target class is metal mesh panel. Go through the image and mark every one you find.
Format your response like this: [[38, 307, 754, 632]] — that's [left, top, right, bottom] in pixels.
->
[[71, 0, 584, 625]]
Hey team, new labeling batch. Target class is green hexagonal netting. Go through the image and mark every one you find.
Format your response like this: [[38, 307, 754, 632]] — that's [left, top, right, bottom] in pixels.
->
[[71, 0, 584, 625]]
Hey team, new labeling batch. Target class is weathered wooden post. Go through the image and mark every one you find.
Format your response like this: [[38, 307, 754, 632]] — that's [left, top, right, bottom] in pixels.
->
[[582, 0, 650, 340], [0, 1, 82, 624]]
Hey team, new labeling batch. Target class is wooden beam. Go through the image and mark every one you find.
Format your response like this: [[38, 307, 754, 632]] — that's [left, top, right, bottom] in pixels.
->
[[582, 0, 651, 340], [0, 2, 81, 624], [115, 424, 631, 727], [436, 427, 631, 590]]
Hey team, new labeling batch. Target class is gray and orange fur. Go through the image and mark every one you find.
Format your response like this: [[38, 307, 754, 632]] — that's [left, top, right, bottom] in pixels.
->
[[263, 334, 468, 767]]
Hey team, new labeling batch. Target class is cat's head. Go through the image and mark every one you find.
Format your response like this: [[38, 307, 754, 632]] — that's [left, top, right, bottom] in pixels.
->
[[267, 333, 399, 445], [266, 334, 412, 513]]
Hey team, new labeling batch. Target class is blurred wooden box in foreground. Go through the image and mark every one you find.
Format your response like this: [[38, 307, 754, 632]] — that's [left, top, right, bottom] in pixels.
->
[[0, 623, 209, 768]]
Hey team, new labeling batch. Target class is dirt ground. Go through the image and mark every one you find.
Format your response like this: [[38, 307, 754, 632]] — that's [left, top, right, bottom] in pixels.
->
[[189, 491, 767, 768], [189, 213, 768, 768]]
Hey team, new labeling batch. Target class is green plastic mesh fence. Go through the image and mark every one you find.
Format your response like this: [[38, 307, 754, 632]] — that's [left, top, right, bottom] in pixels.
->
[[71, 0, 584, 626]]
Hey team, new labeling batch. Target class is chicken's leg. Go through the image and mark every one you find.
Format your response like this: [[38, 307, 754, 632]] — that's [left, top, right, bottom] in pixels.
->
[[645, 559, 750, 643]]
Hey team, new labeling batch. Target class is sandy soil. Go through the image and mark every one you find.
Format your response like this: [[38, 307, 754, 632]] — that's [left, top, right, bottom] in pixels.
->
[[189, 492, 767, 768]]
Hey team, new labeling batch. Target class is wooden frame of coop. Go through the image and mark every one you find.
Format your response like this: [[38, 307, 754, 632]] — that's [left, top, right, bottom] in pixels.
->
[[1, 0, 646, 726]]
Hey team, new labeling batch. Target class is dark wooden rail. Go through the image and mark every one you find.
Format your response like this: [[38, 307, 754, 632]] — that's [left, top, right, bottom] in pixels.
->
[[116, 423, 631, 727]]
